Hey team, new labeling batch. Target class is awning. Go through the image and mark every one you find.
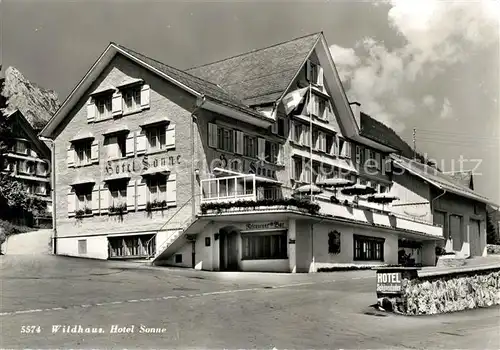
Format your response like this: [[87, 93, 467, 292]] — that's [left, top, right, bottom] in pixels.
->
[[70, 178, 96, 186], [102, 125, 130, 136], [90, 85, 116, 96], [141, 167, 170, 177], [140, 116, 170, 128], [103, 173, 131, 182], [116, 78, 143, 89], [70, 131, 95, 142]]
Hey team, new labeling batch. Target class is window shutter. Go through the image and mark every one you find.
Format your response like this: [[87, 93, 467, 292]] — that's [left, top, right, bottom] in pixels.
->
[[68, 192, 76, 217], [91, 140, 99, 164], [317, 66, 324, 86], [126, 133, 135, 157], [331, 136, 337, 156], [306, 60, 311, 82], [67, 144, 75, 168], [167, 174, 177, 206], [322, 134, 327, 152], [303, 127, 310, 147], [208, 123, 218, 148], [140, 84, 150, 109], [91, 186, 100, 215], [271, 122, 278, 134], [87, 97, 96, 123], [365, 149, 371, 163], [291, 158, 296, 180], [375, 152, 381, 170], [278, 144, 284, 165], [112, 91, 122, 117], [235, 131, 244, 155], [384, 157, 392, 173], [136, 133, 147, 155], [258, 138, 266, 160], [355, 146, 361, 164], [99, 187, 109, 214], [166, 124, 176, 149], [290, 121, 295, 141], [136, 182, 147, 210], [345, 141, 351, 158], [127, 180, 136, 211]]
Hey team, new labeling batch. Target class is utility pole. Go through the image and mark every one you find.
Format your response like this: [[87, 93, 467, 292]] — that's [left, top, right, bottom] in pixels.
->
[[412, 128, 416, 160]]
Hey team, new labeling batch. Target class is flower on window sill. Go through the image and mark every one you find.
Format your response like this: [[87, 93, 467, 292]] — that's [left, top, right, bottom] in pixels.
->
[[75, 207, 92, 218], [146, 200, 168, 213], [108, 203, 127, 214]]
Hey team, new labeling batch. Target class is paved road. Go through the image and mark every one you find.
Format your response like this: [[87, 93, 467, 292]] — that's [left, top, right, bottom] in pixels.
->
[[1, 255, 499, 349]]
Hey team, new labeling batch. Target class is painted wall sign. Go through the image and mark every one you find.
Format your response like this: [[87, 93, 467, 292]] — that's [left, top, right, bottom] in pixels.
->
[[246, 221, 286, 230], [376, 272, 402, 294], [211, 152, 278, 180], [105, 154, 181, 175]]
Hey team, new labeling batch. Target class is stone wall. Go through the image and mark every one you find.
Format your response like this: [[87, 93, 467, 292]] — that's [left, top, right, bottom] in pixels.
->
[[487, 244, 500, 255], [381, 268, 500, 315]]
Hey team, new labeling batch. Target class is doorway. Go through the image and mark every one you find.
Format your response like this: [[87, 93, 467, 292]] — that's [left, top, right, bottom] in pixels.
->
[[219, 226, 240, 271], [469, 219, 481, 256]]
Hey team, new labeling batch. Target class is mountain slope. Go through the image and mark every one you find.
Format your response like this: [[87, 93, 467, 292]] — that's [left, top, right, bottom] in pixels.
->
[[1, 67, 60, 130]]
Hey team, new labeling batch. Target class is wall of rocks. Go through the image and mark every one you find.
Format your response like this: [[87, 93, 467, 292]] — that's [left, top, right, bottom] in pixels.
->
[[398, 270, 500, 315]]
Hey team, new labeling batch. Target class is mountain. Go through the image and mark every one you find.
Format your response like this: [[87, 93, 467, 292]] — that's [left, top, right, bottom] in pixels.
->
[[0, 66, 60, 130]]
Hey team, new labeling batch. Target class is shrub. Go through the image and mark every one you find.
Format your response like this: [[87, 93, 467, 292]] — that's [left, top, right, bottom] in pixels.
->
[[200, 198, 320, 215]]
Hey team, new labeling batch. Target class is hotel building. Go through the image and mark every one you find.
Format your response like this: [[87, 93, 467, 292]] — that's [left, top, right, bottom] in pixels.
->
[[40, 33, 492, 272]]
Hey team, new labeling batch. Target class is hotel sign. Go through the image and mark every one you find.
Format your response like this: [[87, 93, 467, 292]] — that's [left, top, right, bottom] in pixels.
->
[[246, 221, 286, 230], [212, 152, 279, 180], [105, 154, 181, 175], [376, 272, 402, 294]]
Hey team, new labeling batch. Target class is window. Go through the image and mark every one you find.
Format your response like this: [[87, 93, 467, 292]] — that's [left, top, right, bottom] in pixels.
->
[[379, 185, 387, 194], [108, 234, 156, 258], [146, 126, 166, 152], [242, 232, 287, 260], [312, 130, 319, 150], [318, 99, 326, 119], [122, 86, 141, 113], [217, 126, 234, 152], [265, 141, 279, 164], [244, 134, 257, 158], [293, 158, 303, 181], [312, 163, 320, 183], [78, 240, 87, 255], [309, 62, 319, 83], [15, 140, 28, 155], [37, 162, 48, 176], [339, 139, 351, 158], [35, 184, 47, 195], [326, 134, 336, 155], [175, 254, 182, 263], [148, 177, 167, 203], [293, 123, 302, 144], [328, 231, 341, 254], [76, 190, 92, 210], [353, 235, 384, 261], [277, 117, 286, 137], [105, 135, 127, 159], [434, 210, 447, 240], [95, 95, 112, 119], [109, 182, 127, 207], [75, 141, 92, 166]]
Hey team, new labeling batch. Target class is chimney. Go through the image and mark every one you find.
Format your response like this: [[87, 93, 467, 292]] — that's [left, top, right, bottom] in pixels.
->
[[349, 101, 361, 128]]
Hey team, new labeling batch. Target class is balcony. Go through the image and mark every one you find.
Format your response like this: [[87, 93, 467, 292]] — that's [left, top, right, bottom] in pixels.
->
[[200, 174, 443, 239]]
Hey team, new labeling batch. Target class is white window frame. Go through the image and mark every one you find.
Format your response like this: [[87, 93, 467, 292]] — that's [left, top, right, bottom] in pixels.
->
[[148, 177, 167, 203], [75, 142, 92, 166], [76, 191, 92, 210], [146, 126, 166, 152], [109, 184, 127, 207], [95, 95, 112, 119], [122, 86, 141, 114]]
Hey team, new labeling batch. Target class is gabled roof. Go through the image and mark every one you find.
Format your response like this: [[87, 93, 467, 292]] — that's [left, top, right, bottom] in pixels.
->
[[186, 33, 321, 106], [391, 154, 496, 206], [113, 44, 265, 119], [5, 109, 50, 159], [40, 42, 273, 138], [443, 170, 474, 190]]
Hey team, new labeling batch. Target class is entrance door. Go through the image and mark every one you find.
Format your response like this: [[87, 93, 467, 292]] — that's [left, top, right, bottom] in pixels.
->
[[449, 215, 463, 252], [219, 228, 239, 271], [469, 219, 481, 256], [226, 231, 239, 271]]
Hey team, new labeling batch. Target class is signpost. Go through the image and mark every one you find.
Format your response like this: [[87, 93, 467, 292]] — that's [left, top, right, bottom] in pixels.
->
[[376, 271, 403, 294]]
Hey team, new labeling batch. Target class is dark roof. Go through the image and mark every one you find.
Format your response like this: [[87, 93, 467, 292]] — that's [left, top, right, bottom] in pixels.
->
[[444, 171, 474, 190], [391, 154, 494, 205], [113, 44, 269, 121], [186, 33, 321, 106]]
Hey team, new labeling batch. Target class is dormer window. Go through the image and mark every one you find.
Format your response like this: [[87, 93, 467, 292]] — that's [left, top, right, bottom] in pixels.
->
[[306, 61, 323, 86], [122, 86, 141, 114]]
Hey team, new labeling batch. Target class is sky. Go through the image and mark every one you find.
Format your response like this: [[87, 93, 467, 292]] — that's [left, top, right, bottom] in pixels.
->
[[1, 0, 499, 204]]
